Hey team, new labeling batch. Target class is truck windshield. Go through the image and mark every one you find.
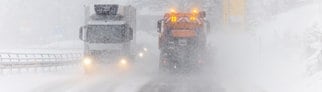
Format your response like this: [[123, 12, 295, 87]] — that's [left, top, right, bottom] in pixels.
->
[[86, 25, 126, 43]]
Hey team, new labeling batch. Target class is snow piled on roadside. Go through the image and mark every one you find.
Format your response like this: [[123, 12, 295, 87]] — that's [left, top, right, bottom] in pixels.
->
[[251, 3, 321, 92], [212, 3, 322, 92], [0, 73, 82, 92]]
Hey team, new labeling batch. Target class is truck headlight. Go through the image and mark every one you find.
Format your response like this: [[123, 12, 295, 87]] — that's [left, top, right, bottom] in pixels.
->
[[83, 58, 92, 65], [117, 58, 130, 70], [119, 58, 128, 65], [138, 52, 144, 58]]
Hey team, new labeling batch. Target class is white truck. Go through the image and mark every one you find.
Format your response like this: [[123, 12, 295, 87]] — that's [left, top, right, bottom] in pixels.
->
[[79, 4, 136, 72]]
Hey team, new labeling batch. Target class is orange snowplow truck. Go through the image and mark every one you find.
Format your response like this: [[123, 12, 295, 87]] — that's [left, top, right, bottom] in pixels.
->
[[157, 9, 210, 72]]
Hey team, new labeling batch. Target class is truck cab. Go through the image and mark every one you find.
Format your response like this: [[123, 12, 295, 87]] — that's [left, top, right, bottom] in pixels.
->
[[157, 9, 209, 72], [79, 4, 136, 73]]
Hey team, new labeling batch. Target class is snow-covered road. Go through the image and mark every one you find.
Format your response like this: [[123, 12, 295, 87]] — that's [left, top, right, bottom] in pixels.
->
[[0, 2, 321, 92], [34, 72, 151, 92]]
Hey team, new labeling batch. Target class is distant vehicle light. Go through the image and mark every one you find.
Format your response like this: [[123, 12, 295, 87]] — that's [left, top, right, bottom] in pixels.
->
[[143, 48, 148, 52], [138, 52, 144, 58]]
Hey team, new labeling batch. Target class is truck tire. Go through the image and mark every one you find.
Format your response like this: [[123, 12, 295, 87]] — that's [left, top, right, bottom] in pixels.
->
[[159, 51, 169, 73]]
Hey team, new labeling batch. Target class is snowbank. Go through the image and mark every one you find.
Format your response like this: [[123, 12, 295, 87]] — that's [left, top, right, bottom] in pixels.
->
[[212, 3, 322, 92]]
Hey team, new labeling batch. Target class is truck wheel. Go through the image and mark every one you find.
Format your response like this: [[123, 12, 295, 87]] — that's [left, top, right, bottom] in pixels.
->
[[159, 51, 169, 73], [159, 63, 166, 72]]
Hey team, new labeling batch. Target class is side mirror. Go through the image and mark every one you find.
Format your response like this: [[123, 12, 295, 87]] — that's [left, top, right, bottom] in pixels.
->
[[157, 20, 162, 33], [79, 27, 83, 40], [199, 11, 206, 18]]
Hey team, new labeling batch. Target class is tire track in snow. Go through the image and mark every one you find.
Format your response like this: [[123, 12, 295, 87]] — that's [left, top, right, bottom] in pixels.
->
[[139, 74, 224, 92], [33, 76, 86, 92], [33, 71, 152, 92]]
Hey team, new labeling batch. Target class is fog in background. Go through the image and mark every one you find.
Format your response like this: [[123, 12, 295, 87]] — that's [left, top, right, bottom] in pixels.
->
[[0, 0, 321, 91], [0, 0, 85, 49], [0, 0, 314, 49]]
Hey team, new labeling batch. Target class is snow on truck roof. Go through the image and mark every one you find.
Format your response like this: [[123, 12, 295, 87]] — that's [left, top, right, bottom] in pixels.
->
[[86, 4, 133, 16]]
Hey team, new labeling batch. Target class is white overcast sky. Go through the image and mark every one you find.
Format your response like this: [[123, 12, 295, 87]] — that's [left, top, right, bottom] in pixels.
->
[[0, 0, 85, 49]]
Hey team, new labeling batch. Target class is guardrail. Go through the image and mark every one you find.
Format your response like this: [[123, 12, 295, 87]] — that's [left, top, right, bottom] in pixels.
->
[[0, 52, 83, 74]]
